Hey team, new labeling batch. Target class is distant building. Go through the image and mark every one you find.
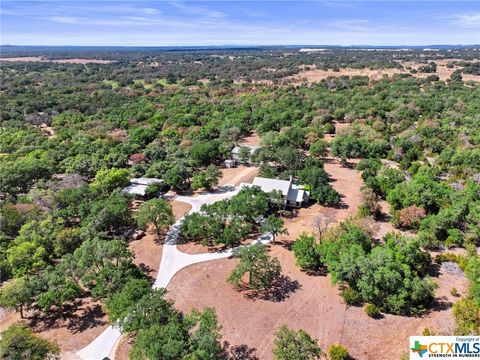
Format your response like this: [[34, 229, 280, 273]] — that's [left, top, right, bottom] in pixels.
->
[[231, 145, 260, 163], [240, 176, 309, 208], [224, 159, 236, 168], [122, 177, 164, 197]]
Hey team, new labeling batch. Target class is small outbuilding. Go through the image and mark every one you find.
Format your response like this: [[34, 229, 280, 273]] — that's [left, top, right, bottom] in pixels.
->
[[231, 145, 260, 163], [224, 159, 236, 168], [122, 177, 164, 198]]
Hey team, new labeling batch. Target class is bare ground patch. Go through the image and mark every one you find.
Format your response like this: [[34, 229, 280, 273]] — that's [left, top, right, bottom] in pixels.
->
[[288, 60, 480, 84], [289, 67, 406, 84], [167, 245, 346, 360], [129, 232, 163, 280], [167, 242, 465, 360], [239, 132, 261, 146], [114, 334, 132, 360], [219, 166, 259, 187], [324, 121, 352, 143], [172, 200, 193, 220], [0, 298, 109, 357]]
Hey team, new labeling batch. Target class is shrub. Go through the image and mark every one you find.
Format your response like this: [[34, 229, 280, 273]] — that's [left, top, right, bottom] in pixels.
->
[[292, 232, 321, 272], [451, 288, 459, 297], [0, 324, 59, 360], [328, 343, 350, 360], [435, 253, 468, 271], [445, 229, 463, 248], [453, 297, 480, 335], [357, 204, 371, 218], [422, 327, 433, 336], [324, 123, 335, 134], [273, 325, 323, 360], [340, 288, 362, 306], [364, 303, 381, 318], [397, 205, 426, 229]]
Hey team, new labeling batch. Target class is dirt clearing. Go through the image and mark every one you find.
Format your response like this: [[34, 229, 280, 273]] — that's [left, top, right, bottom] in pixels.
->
[[167, 242, 465, 360], [172, 200, 192, 220], [324, 121, 351, 143], [290, 66, 406, 83], [219, 165, 259, 187], [289, 61, 480, 84], [239, 132, 261, 146], [129, 232, 163, 280], [0, 298, 108, 357]]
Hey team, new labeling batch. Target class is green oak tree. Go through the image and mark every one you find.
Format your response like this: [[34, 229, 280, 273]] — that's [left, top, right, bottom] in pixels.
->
[[272, 325, 322, 360], [228, 244, 281, 292], [0, 324, 59, 360], [262, 215, 288, 244], [136, 198, 175, 235]]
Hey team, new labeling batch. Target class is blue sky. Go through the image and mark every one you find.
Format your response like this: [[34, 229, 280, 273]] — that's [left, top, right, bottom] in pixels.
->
[[1, 1, 479, 46]]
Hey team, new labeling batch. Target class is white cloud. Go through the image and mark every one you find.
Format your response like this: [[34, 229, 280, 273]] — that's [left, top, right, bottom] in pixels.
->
[[329, 19, 399, 32], [435, 12, 480, 31], [448, 13, 480, 29], [169, 1, 226, 19]]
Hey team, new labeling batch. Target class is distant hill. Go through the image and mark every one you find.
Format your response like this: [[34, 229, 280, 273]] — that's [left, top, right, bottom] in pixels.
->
[[1, 44, 478, 56]]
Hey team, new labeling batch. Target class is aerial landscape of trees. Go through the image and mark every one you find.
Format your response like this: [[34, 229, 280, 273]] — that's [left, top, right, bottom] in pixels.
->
[[1, 46, 479, 357]]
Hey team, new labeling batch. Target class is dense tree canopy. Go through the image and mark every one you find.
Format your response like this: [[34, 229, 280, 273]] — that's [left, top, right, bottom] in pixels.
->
[[1, 46, 479, 355]]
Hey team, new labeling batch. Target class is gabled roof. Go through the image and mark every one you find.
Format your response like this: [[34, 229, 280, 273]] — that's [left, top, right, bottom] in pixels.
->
[[231, 145, 260, 155], [251, 177, 291, 196], [287, 188, 306, 202], [122, 177, 163, 196], [122, 184, 149, 196], [130, 177, 163, 186]]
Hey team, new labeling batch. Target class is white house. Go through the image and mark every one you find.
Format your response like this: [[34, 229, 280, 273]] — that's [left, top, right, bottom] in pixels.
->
[[240, 176, 309, 208], [122, 177, 164, 197], [231, 145, 260, 163]]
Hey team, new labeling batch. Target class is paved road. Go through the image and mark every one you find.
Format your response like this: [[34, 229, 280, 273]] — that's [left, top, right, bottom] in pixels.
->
[[76, 185, 271, 360]]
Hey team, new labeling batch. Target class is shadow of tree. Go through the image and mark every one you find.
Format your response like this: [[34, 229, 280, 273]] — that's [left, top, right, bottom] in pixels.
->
[[244, 275, 301, 302], [428, 262, 442, 278], [429, 296, 453, 312], [223, 342, 259, 360], [28, 302, 107, 334], [137, 263, 156, 280], [67, 304, 107, 333]]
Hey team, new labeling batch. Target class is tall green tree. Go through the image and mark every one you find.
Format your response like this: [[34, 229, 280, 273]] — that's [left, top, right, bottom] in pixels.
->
[[228, 244, 281, 292], [106, 278, 151, 323], [136, 198, 175, 235], [272, 325, 322, 360], [292, 232, 321, 272], [191, 165, 222, 191], [238, 146, 252, 164], [91, 168, 130, 195], [262, 215, 288, 244], [309, 140, 328, 159], [0, 324, 59, 360], [0, 278, 30, 318]]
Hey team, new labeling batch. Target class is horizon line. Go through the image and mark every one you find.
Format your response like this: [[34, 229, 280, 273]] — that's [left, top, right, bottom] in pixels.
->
[[2, 44, 479, 48]]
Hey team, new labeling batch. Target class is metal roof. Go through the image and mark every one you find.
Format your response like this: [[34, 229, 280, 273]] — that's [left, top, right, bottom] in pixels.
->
[[122, 184, 148, 196], [130, 177, 163, 186], [231, 145, 260, 155], [251, 177, 291, 196], [287, 188, 306, 202]]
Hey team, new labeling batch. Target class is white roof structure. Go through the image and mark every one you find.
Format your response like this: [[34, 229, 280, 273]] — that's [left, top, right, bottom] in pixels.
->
[[251, 177, 291, 196], [122, 178, 163, 196], [231, 145, 260, 155], [130, 177, 164, 186], [287, 188, 306, 202], [240, 176, 309, 206], [122, 184, 149, 196]]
